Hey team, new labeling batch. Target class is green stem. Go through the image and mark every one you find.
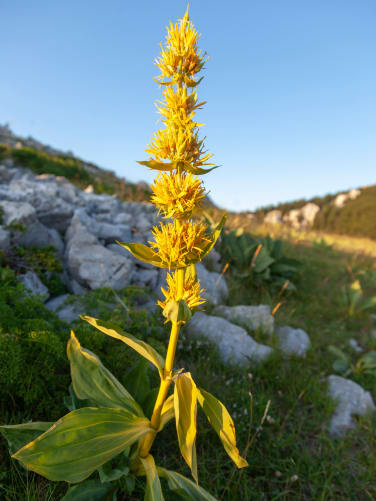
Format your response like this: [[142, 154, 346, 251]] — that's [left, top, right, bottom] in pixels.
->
[[138, 268, 185, 458]]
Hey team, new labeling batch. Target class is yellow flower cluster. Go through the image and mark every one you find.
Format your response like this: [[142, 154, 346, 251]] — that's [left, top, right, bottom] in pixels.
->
[[149, 221, 211, 269], [151, 171, 206, 220], [158, 271, 206, 312], [155, 9, 207, 87]]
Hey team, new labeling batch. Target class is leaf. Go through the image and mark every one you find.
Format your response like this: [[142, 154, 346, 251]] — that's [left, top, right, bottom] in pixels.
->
[[142, 388, 160, 420], [81, 316, 165, 377], [360, 351, 376, 369], [61, 479, 115, 501], [124, 359, 151, 405], [0, 422, 53, 456], [115, 242, 165, 268], [67, 331, 143, 416], [332, 359, 350, 374], [327, 345, 349, 361], [13, 407, 151, 483], [201, 216, 226, 261], [140, 455, 165, 501], [158, 467, 218, 501], [185, 264, 197, 282], [98, 454, 130, 483], [174, 373, 198, 482], [183, 164, 218, 175], [197, 388, 248, 469], [137, 159, 175, 171], [162, 299, 192, 324], [64, 384, 92, 411], [159, 394, 175, 431]]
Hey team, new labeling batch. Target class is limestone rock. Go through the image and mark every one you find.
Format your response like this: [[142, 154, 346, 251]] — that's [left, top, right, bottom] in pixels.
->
[[327, 375, 375, 436], [203, 248, 222, 272], [0, 201, 37, 226], [65, 217, 134, 290], [18, 271, 49, 301], [196, 262, 228, 306], [213, 304, 274, 335], [274, 325, 311, 357], [45, 294, 82, 323], [264, 210, 282, 225], [17, 221, 64, 255], [185, 312, 273, 367]]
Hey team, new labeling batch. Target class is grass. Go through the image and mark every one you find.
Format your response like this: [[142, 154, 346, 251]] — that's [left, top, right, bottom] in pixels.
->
[[1, 229, 376, 500]]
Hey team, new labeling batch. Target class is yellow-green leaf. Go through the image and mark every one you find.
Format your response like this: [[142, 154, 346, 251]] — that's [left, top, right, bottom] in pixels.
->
[[140, 455, 165, 501], [183, 163, 218, 175], [197, 389, 248, 469], [13, 407, 151, 483], [158, 467, 218, 501], [162, 299, 192, 324], [137, 159, 175, 171], [67, 331, 143, 416], [159, 394, 174, 431], [174, 373, 198, 483], [201, 216, 226, 260], [81, 316, 164, 377], [115, 242, 165, 268], [185, 264, 197, 282], [0, 422, 53, 456]]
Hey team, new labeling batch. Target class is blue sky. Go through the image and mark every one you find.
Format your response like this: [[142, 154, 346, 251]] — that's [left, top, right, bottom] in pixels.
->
[[1, 0, 375, 211]]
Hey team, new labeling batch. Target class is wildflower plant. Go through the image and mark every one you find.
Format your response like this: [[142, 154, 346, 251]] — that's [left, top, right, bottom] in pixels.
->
[[0, 7, 247, 500]]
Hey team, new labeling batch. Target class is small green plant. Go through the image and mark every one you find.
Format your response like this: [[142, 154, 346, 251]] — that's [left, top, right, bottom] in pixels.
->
[[1, 8, 247, 500], [341, 279, 376, 317], [220, 229, 300, 291], [328, 345, 376, 377]]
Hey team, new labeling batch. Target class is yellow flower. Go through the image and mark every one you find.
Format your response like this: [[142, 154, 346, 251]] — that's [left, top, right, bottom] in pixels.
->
[[146, 125, 212, 167], [155, 7, 207, 87], [149, 220, 211, 268], [151, 171, 206, 219], [156, 86, 205, 127], [158, 270, 206, 312]]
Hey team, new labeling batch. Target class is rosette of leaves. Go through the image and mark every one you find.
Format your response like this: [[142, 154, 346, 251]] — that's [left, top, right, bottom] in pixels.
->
[[219, 229, 300, 291], [1, 7, 247, 500]]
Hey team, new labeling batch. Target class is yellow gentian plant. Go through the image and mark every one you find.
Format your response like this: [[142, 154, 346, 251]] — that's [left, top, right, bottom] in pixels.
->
[[1, 7, 247, 500]]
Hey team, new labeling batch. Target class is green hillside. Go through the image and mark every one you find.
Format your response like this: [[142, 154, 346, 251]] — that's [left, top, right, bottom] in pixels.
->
[[254, 184, 376, 240]]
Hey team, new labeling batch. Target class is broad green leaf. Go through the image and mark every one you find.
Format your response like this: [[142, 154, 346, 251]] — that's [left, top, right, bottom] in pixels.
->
[[67, 331, 143, 416], [81, 316, 165, 377], [159, 394, 175, 431], [360, 351, 376, 369], [0, 422, 53, 456], [115, 242, 165, 268], [137, 159, 175, 171], [197, 389, 248, 469], [174, 373, 198, 483], [332, 359, 350, 374], [143, 388, 160, 420], [158, 467, 217, 501], [98, 462, 129, 483], [64, 384, 92, 411], [61, 479, 115, 501], [140, 455, 165, 501], [162, 299, 192, 324], [327, 345, 349, 361], [13, 407, 151, 483], [124, 359, 150, 405]]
